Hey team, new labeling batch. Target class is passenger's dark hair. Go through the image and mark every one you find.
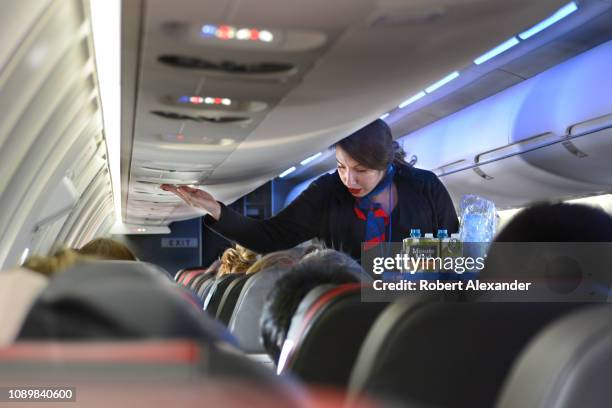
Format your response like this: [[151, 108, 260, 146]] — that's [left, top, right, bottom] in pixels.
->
[[334, 119, 406, 170], [495, 202, 612, 242], [260, 249, 365, 362], [481, 202, 612, 299]]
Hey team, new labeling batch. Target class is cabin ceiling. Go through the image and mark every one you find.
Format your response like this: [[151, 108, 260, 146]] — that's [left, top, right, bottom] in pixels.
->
[[121, 0, 592, 226]]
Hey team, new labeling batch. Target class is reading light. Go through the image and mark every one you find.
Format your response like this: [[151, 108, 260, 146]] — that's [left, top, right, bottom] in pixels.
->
[[259, 30, 274, 42], [178, 96, 233, 106], [200, 24, 275, 43], [519, 2, 578, 40]]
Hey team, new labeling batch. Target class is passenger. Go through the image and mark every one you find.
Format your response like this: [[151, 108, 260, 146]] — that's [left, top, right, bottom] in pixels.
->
[[245, 249, 302, 275], [22, 248, 87, 277], [483, 202, 612, 298], [217, 244, 258, 276], [495, 202, 612, 242], [77, 237, 137, 261], [18, 260, 237, 345], [162, 119, 458, 260], [260, 249, 368, 362]]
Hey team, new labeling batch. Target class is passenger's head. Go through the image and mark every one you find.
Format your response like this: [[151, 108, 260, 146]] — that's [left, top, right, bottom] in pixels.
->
[[260, 249, 365, 362], [334, 119, 406, 198], [77, 237, 137, 261], [218, 245, 258, 276], [18, 261, 236, 344], [482, 203, 612, 299], [246, 250, 301, 275], [495, 202, 612, 242], [23, 248, 86, 277]]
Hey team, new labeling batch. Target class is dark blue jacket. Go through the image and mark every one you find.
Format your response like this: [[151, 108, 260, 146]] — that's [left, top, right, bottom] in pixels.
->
[[204, 164, 459, 259]]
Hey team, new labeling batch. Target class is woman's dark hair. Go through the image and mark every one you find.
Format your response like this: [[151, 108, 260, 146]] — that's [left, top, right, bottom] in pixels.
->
[[334, 119, 406, 170], [260, 249, 365, 362], [495, 202, 612, 242]]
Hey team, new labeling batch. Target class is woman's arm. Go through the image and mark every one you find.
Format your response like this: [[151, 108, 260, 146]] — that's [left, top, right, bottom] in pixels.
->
[[161, 181, 324, 253]]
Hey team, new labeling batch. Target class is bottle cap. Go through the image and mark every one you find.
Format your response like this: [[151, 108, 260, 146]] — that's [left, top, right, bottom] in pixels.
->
[[437, 229, 448, 238], [410, 228, 421, 238], [424, 233, 434, 238]]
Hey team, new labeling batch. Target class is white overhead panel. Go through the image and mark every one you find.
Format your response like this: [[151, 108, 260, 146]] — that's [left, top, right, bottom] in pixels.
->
[[124, 0, 572, 225]]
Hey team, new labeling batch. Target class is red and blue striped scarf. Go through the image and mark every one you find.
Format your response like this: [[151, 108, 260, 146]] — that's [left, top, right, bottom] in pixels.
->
[[354, 165, 395, 250]]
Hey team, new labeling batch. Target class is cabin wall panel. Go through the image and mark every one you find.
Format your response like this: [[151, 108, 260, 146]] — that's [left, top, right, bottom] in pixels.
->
[[0, 43, 93, 194], [0, 0, 117, 268], [61, 167, 110, 248], [0, 0, 53, 75], [0, 0, 86, 152], [55, 166, 104, 247]]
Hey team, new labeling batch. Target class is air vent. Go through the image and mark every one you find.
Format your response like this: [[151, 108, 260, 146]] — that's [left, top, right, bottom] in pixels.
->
[[158, 55, 294, 74], [151, 111, 249, 123]]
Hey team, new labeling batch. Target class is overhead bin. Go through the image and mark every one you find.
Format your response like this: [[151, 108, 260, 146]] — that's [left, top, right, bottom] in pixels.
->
[[399, 40, 612, 209], [400, 39, 612, 171]]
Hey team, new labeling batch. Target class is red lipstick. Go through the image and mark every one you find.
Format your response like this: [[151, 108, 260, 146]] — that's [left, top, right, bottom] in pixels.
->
[[348, 188, 362, 195]]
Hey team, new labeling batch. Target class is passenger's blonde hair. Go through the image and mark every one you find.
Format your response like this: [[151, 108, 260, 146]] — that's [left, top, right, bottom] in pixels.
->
[[218, 245, 258, 276], [245, 250, 301, 275], [22, 248, 87, 277], [77, 237, 137, 261]]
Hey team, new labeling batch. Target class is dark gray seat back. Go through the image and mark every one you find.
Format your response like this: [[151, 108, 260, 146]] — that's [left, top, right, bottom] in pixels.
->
[[228, 268, 289, 353], [348, 300, 586, 408], [497, 304, 612, 408]]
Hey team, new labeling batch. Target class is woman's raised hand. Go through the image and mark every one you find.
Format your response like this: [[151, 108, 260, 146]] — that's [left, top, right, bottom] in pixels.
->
[[160, 184, 222, 220]]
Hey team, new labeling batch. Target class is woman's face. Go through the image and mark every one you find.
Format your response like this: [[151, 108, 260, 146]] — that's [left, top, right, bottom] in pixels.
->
[[336, 146, 385, 198]]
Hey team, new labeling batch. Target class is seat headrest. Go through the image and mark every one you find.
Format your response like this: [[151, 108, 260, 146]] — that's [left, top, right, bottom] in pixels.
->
[[228, 268, 289, 353], [348, 300, 585, 408], [0, 268, 48, 345], [18, 261, 234, 344], [497, 304, 612, 408], [0, 339, 305, 406]]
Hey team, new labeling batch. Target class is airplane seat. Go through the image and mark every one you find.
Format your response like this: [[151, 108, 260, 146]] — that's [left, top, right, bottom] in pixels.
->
[[198, 278, 216, 303], [204, 273, 245, 316], [175, 266, 207, 282], [0, 340, 305, 407], [497, 304, 612, 408], [228, 267, 289, 353], [188, 271, 215, 293], [17, 261, 237, 346], [178, 269, 206, 286], [347, 300, 588, 408], [216, 274, 253, 326], [277, 283, 388, 388], [140, 261, 174, 280], [0, 267, 48, 346]]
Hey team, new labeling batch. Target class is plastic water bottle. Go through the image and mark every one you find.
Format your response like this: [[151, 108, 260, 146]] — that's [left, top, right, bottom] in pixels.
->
[[437, 229, 449, 239]]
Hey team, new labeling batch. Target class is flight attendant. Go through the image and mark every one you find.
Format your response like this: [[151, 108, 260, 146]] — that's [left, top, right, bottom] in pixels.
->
[[162, 119, 458, 260]]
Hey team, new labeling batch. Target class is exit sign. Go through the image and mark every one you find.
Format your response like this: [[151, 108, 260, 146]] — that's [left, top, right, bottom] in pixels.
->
[[161, 238, 198, 248]]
